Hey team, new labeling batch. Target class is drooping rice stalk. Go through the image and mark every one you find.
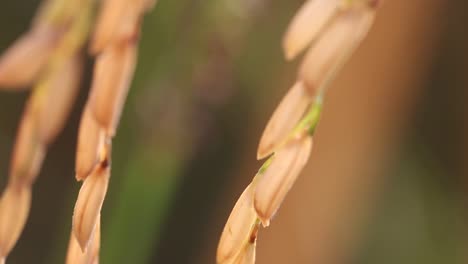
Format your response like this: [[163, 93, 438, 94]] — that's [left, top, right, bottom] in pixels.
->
[[0, 0, 92, 262], [217, 1, 381, 263], [69, 0, 155, 261], [0, 0, 155, 262]]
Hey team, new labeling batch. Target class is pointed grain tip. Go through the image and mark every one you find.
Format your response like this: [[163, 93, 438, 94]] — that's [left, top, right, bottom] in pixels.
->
[[259, 218, 270, 228]]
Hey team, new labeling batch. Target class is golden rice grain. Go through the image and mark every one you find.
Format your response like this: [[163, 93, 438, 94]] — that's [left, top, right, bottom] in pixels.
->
[[217, 183, 259, 264], [257, 82, 312, 160], [299, 7, 375, 94], [254, 136, 312, 227], [283, 0, 340, 60], [38, 55, 83, 143], [72, 164, 110, 251], [88, 40, 138, 136], [75, 106, 106, 181]]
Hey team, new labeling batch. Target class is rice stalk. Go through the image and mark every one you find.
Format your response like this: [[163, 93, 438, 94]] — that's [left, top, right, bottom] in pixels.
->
[[217, 1, 381, 263], [0, 0, 92, 261], [69, 0, 156, 259]]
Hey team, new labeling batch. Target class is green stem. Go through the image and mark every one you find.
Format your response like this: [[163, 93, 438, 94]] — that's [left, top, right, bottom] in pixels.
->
[[294, 94, 324, 136]]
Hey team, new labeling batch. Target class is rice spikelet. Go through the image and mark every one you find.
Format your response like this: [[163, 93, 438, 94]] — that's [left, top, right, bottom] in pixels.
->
[[75, 106, 106, 181], [72, 161, 110, 251], [257, 81, 312, 160], [299, 7, 375, 94], [217, 183, 259, 264], [88, 39, 138, 136], [254, 136, 312, 227], [283, 0, 340, 60]]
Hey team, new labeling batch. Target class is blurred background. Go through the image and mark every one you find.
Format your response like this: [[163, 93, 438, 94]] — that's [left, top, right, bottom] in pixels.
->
[[0, 0, 467, 263]]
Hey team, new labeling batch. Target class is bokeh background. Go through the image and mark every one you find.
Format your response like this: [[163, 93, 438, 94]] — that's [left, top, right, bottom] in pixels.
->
[[0, 0, 467, 263]]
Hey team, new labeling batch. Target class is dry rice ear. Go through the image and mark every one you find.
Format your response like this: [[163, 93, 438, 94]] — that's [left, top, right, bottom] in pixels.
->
[[0, 0, 95, 261], [0, 183, 31, 258], [257, 82, 312, 160], [299, 7, 375, 94], [0, 26, 60, 89], [283, 0, 340, 61], [217, 183, 259, 264], [218, 2, 379, 263], [69, 0, 155, 261]]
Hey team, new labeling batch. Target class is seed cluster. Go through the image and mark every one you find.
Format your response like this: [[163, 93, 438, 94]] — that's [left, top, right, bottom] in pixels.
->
[[0, 0, 91, 262], [70, 1, 154, 262], [0, 0, 155, 263], [217, 1, 381, 263]]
